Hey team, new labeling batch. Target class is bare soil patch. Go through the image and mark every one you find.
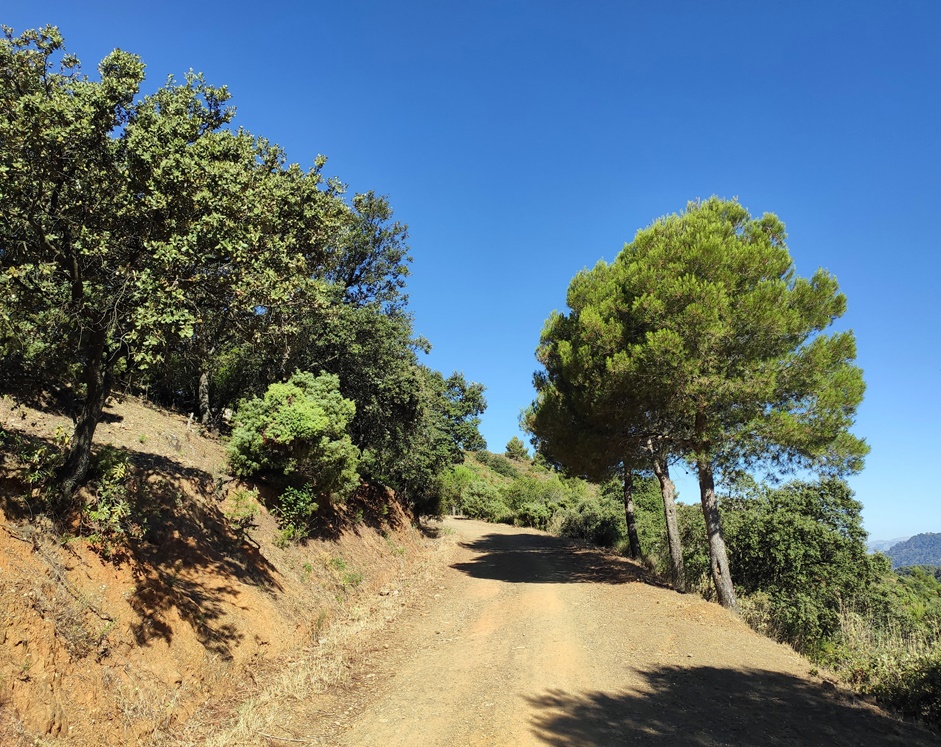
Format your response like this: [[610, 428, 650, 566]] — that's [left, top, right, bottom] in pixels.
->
[[333, 519, 938, 747]]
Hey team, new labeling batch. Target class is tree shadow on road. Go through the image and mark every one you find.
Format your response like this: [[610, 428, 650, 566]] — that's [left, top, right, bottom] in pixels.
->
[[451, 531, 658, 586], [526, 665, 936, 746]]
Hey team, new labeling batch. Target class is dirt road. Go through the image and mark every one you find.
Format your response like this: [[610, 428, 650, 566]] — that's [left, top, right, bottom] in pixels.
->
[[333, 519, 935, 746]]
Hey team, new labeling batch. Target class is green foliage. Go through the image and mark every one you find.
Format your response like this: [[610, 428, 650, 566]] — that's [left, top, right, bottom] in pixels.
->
[[460, 482, 514, 524], [0, 426, 67, 498], [473, 451, 519, 479], [0, 25, 488, 523], [722, 479, 870, 652], [326, 556, 363, 591], [661, 475, 941, 730], [887, 534, 941, 569], [223, 488, 259, 541], [350, 364, 486, 518], [625, 477, 709, 585], [557, 493, 624, 547], [505, 436, 530, 461], [513, 500, 554, 531], [272, 484, 319, 542], [614, 475, 662, 553], [529, 197, 869, 609], [827, 604, 941, 730], [81, 447, 147, 556], [0, 26, 317, 495], [457, 450, 621, 540], [227, 371, 359, 501], [502, 473, 577, 531], [898, 565, 941, 582], [437, 464, 477, 513]]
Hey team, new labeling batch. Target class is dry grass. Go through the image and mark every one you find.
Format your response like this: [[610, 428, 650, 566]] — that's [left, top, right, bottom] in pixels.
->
[[178, 529, 457, 747]]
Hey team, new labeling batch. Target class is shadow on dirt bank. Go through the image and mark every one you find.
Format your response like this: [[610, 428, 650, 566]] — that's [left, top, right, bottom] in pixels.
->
[[451, 531, 655, 586], [527, 665, 936, 746]]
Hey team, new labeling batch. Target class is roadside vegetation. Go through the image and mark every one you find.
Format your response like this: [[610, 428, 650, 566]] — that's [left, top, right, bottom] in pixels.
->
[[0, 25, 486, 535]]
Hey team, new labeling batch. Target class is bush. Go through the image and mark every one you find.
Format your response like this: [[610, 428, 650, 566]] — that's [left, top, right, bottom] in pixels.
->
[[825, 606, 941, 730], [722, 479, 871, 650], [514, 501, 553, 530], [473, 450, 519, 479], [437, 464, 477, 514], [863, 649, 941, 727], [223, 488, 259, 540], [275, 484, 319, 540], [228, 371, 360, 501], [82, 446, 147, 556], [461, 481, 513, 524], [557, 494, 624, 547]]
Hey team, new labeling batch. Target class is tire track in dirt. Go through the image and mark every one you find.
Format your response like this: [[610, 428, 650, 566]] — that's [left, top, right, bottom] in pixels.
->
[[335, 519, 937, 746]]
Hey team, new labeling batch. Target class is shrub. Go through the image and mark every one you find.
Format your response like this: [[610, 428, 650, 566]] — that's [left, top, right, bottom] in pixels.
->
[[825, 607, 941, 730], [514, 501, 553, 530], [473, 450, 519, 479], [438, 464, 477, 514], [82, 446, 147, 556], [863, 649, 941, 727], [228, 371, 360, 501], [557, 494, 624, 547], [461, 481, 513, 523], [223, 488, 259, 540], [274, 484, 319, 541]]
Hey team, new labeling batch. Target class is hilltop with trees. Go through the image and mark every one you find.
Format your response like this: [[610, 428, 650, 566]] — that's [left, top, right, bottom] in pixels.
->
[[887, 533, 941, 569]]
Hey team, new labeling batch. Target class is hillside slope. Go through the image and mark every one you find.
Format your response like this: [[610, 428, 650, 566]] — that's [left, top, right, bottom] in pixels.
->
[[0, 395, 442, 746], [887, 533, 941, 568]]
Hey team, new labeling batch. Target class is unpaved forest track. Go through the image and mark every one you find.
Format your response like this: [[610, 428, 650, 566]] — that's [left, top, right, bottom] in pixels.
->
[[332, 519, 935, 746]]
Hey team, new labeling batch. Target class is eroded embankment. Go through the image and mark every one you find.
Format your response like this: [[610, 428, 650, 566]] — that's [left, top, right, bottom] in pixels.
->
[[0, 395, 444, 746]]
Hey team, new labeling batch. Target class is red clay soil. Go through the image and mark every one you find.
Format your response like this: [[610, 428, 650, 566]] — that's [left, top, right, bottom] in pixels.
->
[[0, 395, 435, 746]]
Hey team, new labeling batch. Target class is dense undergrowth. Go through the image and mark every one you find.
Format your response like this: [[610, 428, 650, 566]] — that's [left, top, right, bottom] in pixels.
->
[[453, 450, 941, 731]]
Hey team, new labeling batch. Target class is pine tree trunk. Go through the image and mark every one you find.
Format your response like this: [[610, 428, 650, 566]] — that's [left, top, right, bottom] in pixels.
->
[[56, 328, 110, 505], [651, 456, 686, 592], [697, 460, 739, 613], [622, 469, 641, 559]]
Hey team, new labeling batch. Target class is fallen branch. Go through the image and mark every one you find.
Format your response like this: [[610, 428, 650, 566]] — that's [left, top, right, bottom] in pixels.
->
[[2, 523, 113, 622], [257, 732, 315, 744], [0, 523, 33, 544]]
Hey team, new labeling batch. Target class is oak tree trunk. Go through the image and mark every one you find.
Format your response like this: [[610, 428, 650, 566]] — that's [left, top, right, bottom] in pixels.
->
[[622, 469, 641, 560], [56, 328, 111, 504], [651, 456, 686, 592], [697, 460, 739, 613]]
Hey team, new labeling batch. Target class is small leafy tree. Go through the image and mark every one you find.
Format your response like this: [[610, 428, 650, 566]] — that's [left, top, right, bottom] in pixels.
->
[[505, 436, 530, 461], [228, 372, 360, 501], [0, 27, 347, 503]]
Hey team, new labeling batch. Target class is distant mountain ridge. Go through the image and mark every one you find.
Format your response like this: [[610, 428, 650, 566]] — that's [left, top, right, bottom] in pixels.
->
[[868, 536, 911, 554], [885, 533, 941, 569]]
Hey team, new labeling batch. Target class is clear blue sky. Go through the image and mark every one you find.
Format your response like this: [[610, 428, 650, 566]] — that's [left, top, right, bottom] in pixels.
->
[[6, 2, 939, 540]]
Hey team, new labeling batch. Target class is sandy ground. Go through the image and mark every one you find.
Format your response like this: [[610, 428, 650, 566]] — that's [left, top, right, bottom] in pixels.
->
[[327, 518, 936, 747]]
